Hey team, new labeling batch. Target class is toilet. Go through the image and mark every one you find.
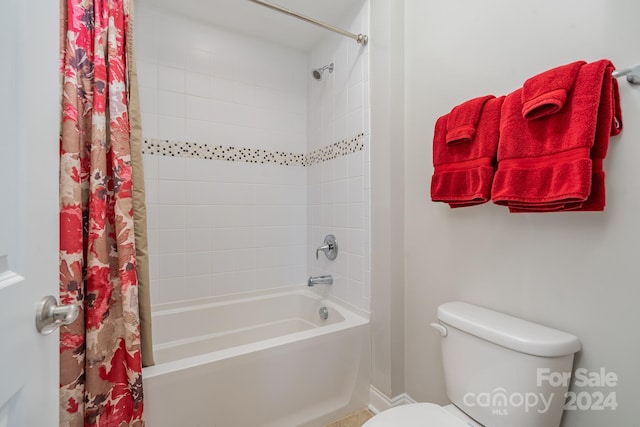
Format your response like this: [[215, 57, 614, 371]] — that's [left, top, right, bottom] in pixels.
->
[[364, 301, 581, 427]]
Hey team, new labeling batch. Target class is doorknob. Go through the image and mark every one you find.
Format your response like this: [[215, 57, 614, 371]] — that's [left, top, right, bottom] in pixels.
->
[[35, 295, 80, 335]]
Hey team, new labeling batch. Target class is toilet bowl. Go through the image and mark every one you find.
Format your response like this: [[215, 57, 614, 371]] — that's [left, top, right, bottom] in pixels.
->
[[363, 403, 481, 427]]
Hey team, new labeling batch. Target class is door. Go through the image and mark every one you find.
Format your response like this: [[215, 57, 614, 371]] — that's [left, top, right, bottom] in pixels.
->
[[0, 0, 61, 426]]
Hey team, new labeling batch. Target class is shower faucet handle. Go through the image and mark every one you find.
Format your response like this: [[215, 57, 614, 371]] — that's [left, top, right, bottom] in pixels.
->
[[316, 234, 338, 260]]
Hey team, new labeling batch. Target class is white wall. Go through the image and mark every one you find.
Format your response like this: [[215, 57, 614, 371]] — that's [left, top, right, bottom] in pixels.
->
[[306, 1, 371, 311], [143, 157, 307, 304], [135, 2, 307, 151], [369, 0, 406, 399], [403, 1, 640, 425], [135, 2, 308, 304]]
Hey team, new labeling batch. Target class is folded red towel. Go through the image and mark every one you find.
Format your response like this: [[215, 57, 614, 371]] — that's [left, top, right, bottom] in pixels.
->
[[521, 60, 585, 120], [445, 95, 495, 144], [576, 60, 622, 211], [431, 96, 505, 208], [492, 60, 622, 212]]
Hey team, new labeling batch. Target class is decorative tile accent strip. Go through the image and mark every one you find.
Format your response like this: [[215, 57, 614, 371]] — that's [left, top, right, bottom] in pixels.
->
[[142, 133, 365, 167], [141, 139, 306, 165], [306, 133, 365, 166]]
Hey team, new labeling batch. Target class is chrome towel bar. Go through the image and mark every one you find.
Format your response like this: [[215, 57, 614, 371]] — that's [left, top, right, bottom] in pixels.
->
[[613, 65, 640, 84]]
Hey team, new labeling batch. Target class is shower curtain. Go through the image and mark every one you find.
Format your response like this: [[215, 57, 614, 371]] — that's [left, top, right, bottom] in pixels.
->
[[59, 0, 150, 425]]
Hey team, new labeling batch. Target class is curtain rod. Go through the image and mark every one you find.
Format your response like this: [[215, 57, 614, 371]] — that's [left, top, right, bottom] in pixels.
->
[[247, 0, 368, 46]]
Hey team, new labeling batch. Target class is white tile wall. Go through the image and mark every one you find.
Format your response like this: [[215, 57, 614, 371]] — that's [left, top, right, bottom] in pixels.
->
[[307, 1, 371, 311], [135, 2, 307, 154], [137, 4, 309, 305], [145, 154, 307, 304], [136, 1, 370, 312]]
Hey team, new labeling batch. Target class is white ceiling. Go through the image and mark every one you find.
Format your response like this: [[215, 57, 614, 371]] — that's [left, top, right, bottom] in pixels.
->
[[140, 0, 365, 52]]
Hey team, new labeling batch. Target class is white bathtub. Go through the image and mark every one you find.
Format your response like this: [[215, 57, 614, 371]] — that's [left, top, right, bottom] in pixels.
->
[[142, 287, 370, 427]]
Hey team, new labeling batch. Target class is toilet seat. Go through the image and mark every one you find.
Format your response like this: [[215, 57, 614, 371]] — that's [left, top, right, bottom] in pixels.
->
[[363, 403, 480, 427]]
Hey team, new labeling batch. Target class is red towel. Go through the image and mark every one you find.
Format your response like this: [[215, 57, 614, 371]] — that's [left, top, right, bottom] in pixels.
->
[[446, 95, 495, 144], [431, 96, 505, 207], [492, 60, 622, 212], [574, 61, 622, 211], [521, 60, 585, 120]]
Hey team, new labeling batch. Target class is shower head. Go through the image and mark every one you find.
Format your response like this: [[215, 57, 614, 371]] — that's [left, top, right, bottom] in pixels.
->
[[312, 63, 334, 80]]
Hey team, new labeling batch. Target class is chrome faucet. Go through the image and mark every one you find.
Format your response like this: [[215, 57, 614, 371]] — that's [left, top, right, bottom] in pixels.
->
[[307, 275, 333, 287]]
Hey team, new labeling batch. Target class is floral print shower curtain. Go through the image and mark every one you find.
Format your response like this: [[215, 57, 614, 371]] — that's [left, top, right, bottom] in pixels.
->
[[59, 0, 144, 425]]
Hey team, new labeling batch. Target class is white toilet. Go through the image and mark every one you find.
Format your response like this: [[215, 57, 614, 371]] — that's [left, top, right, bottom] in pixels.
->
[[364, 301, 581, 427]]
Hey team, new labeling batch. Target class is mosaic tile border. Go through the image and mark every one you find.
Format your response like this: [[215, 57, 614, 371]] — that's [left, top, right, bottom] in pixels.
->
[[306, 134, 365, 166], [142, 133, 365, 167]]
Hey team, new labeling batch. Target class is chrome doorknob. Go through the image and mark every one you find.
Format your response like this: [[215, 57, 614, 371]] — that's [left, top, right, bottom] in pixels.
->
[[35, 295, 80, 335]]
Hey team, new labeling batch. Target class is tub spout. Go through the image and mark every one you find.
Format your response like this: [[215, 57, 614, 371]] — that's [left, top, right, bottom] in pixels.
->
[[308, 275, 333, 287]]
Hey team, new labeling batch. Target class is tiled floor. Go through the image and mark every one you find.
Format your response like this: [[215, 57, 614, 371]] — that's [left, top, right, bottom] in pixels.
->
[[324, 409, 374, 427]]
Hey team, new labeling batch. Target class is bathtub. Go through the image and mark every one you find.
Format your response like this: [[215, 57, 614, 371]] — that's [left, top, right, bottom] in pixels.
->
[[142, 286, 370, 427]]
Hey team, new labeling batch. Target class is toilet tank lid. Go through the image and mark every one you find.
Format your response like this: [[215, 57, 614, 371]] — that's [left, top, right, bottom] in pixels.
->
[[437, 302, 581, 357]]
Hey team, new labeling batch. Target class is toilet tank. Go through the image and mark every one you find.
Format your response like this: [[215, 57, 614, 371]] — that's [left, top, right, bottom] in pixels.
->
[[436, 302, 581, 427]]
